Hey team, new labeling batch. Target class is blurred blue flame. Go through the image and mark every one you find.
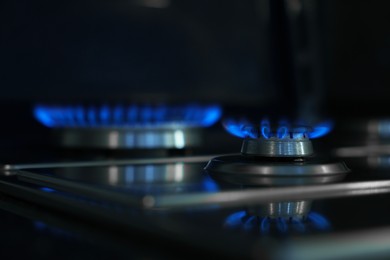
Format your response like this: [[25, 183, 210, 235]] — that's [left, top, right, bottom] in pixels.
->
[[224, 211, 331, 234], [260, 217, 270, 233], [34, 221, 47, 231], [34, 104, 222, 128], [222, 119, 254, 138], [276, 217, 288, 234], [223, 119, 333, 140], [277, 119, 289, 137], [292, 217, 306, 233], [307, 211, 331, 230], [202, 176, 220, 193], [308, 121, 333, 139], [261, 119, 271, 139], [34, 221, 75, 238], [243, 216, 257, 231], [40, 187, 56, 193], [224, 211, 246, 227]]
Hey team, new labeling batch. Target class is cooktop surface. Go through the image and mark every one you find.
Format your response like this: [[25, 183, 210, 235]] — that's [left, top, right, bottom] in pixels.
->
[[1, 152, 390, 259]]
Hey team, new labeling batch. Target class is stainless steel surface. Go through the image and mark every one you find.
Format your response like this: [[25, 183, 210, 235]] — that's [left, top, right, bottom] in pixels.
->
[[7, 164, 390, 210], [15, 170, 143, 208], [58, 163, 200, 186], [241, 137, 314, 157], [145, 180, 390, 209], [276, 226, 390, 260], [334, 145, 390, 157], [2, 155, 218, 170], [55, 128, 203, 149], [204, 154, 349, 185]]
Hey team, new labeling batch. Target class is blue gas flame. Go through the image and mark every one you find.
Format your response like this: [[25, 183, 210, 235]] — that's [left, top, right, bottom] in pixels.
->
[[224, 211, 331, 234], [308, 121, 333, 139], [243, 216, 257, 231], [260, 217, 271, 233], [224, 210, 246, 228], [261, 119, 271, 139], [307, 212, 331, 230], [202, 176, 220, 193], [276, 217, 288, 234], [34, 104, 222, 128], [223, 119, 333, 140], [291, 217, 306, 233], [222, 119, 257, 138], [40, 187, 56, 193]]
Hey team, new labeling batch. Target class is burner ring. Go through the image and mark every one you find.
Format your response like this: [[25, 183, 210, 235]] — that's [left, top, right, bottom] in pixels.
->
[[246, 201, 311, 218], [204, 155, 349, 186], [241, 138, 314, 157]]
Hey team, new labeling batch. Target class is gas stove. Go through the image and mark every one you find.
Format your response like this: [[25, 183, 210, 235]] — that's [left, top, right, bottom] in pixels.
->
[[2, 113, 390, 260], [33, 104, 222, 150], [1, 0, 389, 258]]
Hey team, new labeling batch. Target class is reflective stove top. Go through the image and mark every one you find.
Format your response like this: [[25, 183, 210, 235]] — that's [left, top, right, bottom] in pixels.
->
[[2, 152, 390, 259]]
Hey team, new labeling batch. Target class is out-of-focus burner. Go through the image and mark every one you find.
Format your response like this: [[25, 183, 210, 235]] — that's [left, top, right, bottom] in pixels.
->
[[205, 119, 348, 185], [33, 104, 222, 150], [334, 118, 390, 158], [224, 210, 331, 235], [220, 150, 345, 236]]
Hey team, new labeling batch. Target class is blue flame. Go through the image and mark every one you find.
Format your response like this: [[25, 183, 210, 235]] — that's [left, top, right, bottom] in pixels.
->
[[202, 176, 220, 192], [260, 217, 270, 233], [261, 119, 271, 139], [223, 118, 333, 140], [292, 217, 306, 233], [307, 212, 331, 230], [34, 221, 75, 238], [40, 187, 56, 193], [34, 104, 222, 128], [276, 217, 288, 234], [224, 211, 331, 234], [34, 221, 47, 231], [243, 216, 257, 231], [308, 121, 333, 139], [222, 119, 255, 138], [241, 125, 257, 139], [277, 126, 288, 139], [224, 211, 246, 228]]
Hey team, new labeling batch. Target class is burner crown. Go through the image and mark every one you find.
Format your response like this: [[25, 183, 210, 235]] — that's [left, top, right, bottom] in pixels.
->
[[223, 119, 332, 157]]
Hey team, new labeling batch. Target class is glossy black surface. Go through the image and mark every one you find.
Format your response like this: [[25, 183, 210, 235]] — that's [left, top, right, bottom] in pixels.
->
[[2, 155, 390, 259]]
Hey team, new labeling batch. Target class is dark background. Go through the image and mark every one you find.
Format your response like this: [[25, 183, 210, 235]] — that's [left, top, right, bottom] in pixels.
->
[[0, 0, 389, 147]]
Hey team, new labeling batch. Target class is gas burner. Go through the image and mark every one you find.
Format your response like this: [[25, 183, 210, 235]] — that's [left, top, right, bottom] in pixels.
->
[[205, 119, 348, 185], [33, 104, 222, 149], [224, 119, 332, 157], [224, 210, 331, 235], [221, 158, 346, 236]]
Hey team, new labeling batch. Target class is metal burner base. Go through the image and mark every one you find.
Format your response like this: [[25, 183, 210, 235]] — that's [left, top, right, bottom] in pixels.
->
[[204, 154, 349, 186], [246, 201, 311, 218], [53, 128, 203, 149], [241, 138, 314, 157]]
